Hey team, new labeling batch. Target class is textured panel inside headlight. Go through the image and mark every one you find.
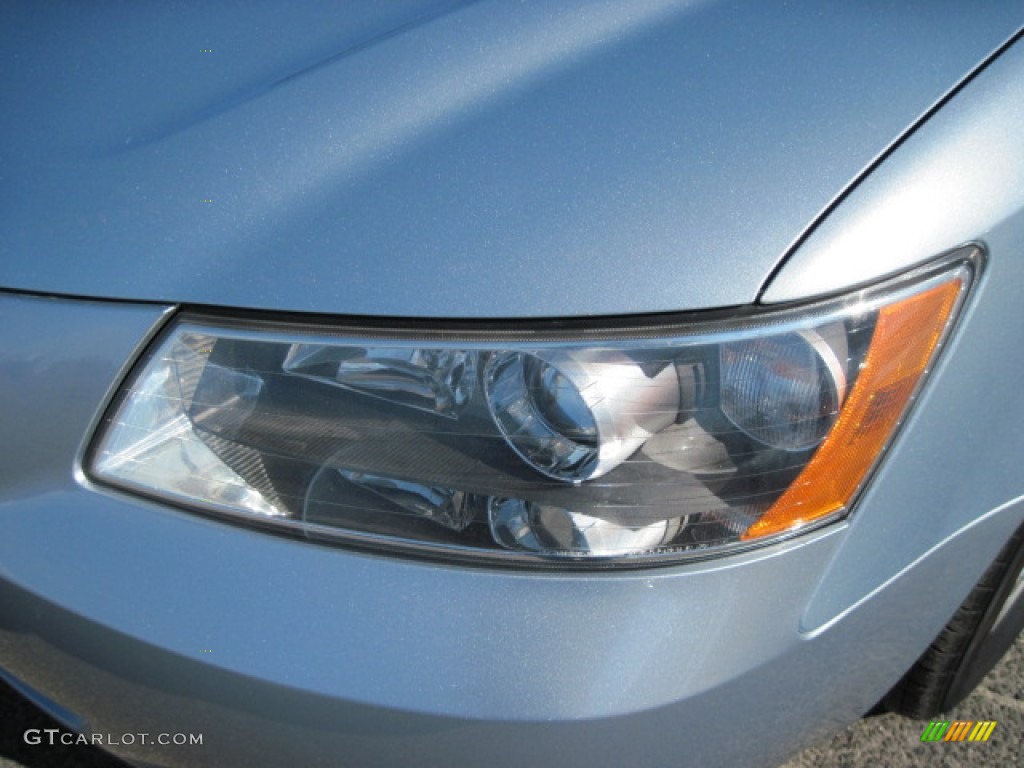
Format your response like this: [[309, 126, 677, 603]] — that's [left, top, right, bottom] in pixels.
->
[[88, 253, 975, 566]]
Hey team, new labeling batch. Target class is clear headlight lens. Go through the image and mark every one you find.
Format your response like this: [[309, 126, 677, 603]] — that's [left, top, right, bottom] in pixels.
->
[[88, 252, 975, 566]]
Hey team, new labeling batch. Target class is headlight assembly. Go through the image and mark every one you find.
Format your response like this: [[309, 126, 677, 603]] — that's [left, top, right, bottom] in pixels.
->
[[87, 251, 976, 567]]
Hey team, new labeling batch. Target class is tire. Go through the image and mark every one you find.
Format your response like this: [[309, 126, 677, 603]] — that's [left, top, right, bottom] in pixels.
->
[[883, 519, 1024, 719]]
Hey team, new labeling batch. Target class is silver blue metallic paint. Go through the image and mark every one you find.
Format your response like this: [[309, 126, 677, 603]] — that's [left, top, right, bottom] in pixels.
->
[[2, 2, 1024, 767], [763, 31, 1024, 304], [0, 0, 1020, 317]]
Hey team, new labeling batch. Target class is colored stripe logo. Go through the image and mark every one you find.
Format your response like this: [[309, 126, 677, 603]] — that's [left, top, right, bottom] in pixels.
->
[[920, 721, 997, 742]]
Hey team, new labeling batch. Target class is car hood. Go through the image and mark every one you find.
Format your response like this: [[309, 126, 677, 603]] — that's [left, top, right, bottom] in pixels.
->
[[0, 1, 1019, 319]]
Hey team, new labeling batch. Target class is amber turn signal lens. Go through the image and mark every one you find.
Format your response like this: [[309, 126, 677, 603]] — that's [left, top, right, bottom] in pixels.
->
[[743, 276, 964, 541]]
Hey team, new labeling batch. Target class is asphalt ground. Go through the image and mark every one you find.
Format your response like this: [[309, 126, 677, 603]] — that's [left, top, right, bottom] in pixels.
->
[[1, 635, 1021, 767], [781, 633, 1024, 768]]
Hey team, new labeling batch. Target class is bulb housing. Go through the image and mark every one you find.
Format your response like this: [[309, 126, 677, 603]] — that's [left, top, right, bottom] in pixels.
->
[[484, 350, 680, 482]]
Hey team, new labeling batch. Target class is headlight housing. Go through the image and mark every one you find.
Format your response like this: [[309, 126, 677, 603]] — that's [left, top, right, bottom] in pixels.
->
[[87, 250, 976, 567]]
